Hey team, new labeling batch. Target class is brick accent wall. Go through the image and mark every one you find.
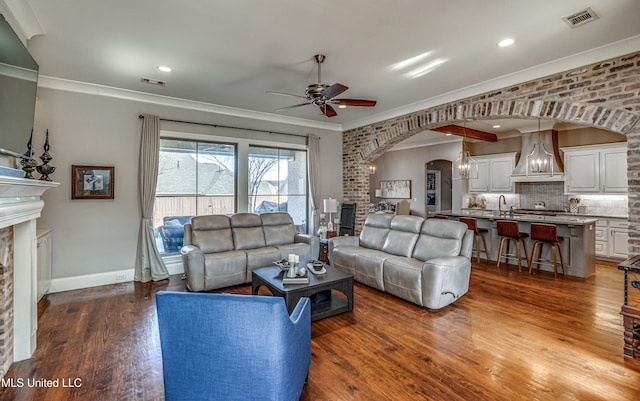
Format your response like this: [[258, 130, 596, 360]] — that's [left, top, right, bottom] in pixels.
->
[[343, 51, 640, 254], [0, 226, 13, 379]]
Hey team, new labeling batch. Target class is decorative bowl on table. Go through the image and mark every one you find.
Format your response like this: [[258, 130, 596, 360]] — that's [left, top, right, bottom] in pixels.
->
[[274, 259, 291, 272]]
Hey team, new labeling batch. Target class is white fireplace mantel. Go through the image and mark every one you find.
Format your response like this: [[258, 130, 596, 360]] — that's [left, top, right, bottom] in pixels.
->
[[0, 175, 58, 364]]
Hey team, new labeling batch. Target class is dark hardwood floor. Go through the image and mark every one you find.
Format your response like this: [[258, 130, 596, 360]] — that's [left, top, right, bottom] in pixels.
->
[[2, 260, 640, 400]]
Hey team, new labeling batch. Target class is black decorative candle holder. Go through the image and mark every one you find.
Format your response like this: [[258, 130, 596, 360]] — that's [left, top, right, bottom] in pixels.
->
[[36, 129, 56, 181], [20, 131, 37, 179]]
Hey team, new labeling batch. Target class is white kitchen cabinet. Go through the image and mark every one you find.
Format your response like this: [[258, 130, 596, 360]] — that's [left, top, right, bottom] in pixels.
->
[[468, 153, 516, 193], [609, 219, 629, 259], [563, 143, 627, 194], [595, 218, 628, 260], [36, 229, 52, 300]]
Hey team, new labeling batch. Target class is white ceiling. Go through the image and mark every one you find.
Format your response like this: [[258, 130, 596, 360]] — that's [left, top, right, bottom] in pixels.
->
[[6, 1, 640, 135]]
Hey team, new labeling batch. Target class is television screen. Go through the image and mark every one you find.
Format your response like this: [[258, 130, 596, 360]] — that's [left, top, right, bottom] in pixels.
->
[[0, 14, 39, 159]]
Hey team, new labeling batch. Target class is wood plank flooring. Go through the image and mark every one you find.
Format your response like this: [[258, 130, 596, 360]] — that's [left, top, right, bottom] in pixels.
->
[[2, 260, 640, 400]]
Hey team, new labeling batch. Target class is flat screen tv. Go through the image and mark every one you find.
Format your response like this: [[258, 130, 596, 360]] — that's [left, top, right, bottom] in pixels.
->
[[0, 13, 39, 160]]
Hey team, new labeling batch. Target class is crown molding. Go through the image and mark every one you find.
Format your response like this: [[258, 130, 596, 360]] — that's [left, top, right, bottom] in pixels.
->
[[343, 34, 640, 131], [0, 0, 44, 43], [37, 76, 344, 132]]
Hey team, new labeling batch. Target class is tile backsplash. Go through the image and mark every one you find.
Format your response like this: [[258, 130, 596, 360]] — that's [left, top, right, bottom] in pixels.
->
[[464, 181, 628, 217]]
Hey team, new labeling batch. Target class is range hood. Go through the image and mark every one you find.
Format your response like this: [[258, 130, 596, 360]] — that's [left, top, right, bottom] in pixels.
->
[[511, 128, 564, 182]]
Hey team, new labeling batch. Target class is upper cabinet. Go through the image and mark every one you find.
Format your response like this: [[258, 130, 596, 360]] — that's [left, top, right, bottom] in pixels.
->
[[562, 143, 627, 194], [468, 153, 517, 193]]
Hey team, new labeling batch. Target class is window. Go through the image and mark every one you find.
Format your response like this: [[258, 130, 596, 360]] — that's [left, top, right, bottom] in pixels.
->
[[154, 138, 236, 253], [248, 146, 308, 233]]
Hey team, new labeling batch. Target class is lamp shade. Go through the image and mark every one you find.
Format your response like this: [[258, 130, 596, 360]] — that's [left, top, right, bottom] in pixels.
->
[[375, 189, 382, 197], [323, 198, 339, 214]]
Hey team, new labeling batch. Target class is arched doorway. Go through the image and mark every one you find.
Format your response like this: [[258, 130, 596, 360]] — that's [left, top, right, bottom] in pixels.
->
[[425, 159, 452, 216]]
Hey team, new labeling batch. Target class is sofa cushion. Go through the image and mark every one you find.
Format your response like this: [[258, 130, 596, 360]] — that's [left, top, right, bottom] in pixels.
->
[[190, 215, 234, 254], [275, 243, 312, 261], [202, 251, 247, 290], [383, 256, 425, 306], [412, 219, 467, 262], [354, 248, 390, 291], [381, 215, 423, 257], [231, 213, 267, 250], [359, 213, 394, 250], [261, 212, 297, 246], [244, 247, 282, 277]]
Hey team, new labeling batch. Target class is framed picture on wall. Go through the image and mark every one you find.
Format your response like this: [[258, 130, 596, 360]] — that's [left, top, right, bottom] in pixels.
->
[[71, 165, 114, 199], [379, 180, 411, 199]]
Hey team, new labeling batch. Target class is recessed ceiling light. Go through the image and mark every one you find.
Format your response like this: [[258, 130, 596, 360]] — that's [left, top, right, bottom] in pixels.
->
[[497, 38, 514, 47], [493, 125, 501, 128], [157, 66, 172, 72]]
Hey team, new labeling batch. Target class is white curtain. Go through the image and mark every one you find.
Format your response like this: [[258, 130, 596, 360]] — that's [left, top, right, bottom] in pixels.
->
[[134, 114, 169, 282], [307, 134, 321, 235]]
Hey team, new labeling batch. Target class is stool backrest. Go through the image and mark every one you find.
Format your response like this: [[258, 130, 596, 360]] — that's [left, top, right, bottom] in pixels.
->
[[496, 220, 520, 237], [458, 217, 478, 233], [433, 215, 448, 220], [530, 223, 558, 242]]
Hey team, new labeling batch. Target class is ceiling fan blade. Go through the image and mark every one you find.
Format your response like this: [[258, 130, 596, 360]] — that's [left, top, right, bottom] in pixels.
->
[[266, 91, 308, 101], [320, 104, 338, 117], [333, 99, 377, 107], [276, 102, 311, 112], [322, 83, 348, 100]]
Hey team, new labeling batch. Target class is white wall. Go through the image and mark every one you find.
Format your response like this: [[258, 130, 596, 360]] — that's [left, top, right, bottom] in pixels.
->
[[32, 87, 342, 291], [369, 140, 464, 217]]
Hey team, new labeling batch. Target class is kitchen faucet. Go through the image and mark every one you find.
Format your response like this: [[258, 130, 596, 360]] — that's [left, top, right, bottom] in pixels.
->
[[498, 194, 506, 216]]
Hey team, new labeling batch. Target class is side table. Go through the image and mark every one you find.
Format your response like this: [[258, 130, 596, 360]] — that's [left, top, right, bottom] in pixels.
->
[[318, 231, 336, 263]]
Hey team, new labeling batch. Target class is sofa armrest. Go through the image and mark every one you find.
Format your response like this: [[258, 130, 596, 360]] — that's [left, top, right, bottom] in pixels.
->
[[328, 236, 360, 265], [421, 256, 471, 310], [294, 234, 319, 261], [181, 245, 206, 291]]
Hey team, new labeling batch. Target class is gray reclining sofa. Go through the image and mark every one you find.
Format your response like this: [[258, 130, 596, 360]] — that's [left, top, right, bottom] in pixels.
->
[[329, 214, 473, 310], [181, 212, 319, 292]]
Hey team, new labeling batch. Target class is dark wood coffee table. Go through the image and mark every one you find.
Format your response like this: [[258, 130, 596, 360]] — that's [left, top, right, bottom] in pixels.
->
[[251, 263, 354, 321]]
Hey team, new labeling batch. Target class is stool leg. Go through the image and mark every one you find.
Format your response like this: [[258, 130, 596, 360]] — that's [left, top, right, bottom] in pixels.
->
[[528, 241, 540, 273], [474, 234, 481, 263], [557, 242, 567, 277], [515, 239, 522, 272], [551, 243, 558, 278], [497, 237, 507, 269], [481, 233, 490, 261], [521, 239, 530, 266]]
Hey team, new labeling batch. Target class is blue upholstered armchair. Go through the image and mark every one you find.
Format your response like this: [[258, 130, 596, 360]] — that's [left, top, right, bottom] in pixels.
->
[[156, 292, 311, 401]]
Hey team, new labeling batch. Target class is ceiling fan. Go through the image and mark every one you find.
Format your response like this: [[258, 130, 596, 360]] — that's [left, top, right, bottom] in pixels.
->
[[267, 54, 377, 117]]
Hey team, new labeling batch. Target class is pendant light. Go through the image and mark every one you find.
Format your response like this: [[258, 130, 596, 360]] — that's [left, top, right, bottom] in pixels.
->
[[525, 119, 554, 176], [453, 121, 478, 180]]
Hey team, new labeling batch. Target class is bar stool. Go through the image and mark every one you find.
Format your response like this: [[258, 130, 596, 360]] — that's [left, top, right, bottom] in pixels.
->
[[528, 223, 566, 278], [459, 217, 490, 263], [433, 215, 449, 220], [496, 220, 529, 272]]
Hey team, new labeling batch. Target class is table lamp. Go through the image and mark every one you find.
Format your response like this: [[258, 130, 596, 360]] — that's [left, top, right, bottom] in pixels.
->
[[323, 198, 339, 231]]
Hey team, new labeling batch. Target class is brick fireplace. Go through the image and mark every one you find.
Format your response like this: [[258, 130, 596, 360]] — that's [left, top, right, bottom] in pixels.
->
[[0, 176, 57, 379]]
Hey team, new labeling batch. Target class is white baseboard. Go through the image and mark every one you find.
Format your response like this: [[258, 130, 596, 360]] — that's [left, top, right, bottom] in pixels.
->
[[49, 256, 185, 294]]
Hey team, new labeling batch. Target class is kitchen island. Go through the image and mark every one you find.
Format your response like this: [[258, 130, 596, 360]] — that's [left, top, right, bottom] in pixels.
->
[[439, 210, 598, 278]]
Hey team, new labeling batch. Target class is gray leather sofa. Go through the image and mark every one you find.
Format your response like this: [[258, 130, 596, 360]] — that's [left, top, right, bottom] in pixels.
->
[[329, 214, 473, 310], [181, 212, 319, 292]]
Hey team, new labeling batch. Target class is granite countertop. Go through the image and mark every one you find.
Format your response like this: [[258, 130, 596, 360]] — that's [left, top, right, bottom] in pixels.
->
[[461, 208, 628, 220], [441, 210, 598, 226]]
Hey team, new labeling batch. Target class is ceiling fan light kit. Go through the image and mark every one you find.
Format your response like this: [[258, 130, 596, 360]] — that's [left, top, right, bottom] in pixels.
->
[[267, 54, 377, 117]]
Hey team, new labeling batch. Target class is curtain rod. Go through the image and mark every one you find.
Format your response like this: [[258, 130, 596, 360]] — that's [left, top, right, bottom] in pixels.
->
[[137, 115, 310, 139]]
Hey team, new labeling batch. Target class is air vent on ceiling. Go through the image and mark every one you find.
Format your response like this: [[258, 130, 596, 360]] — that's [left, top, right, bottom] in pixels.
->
[[562, 7, 600, 28], [140, 77, 166, 86]]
